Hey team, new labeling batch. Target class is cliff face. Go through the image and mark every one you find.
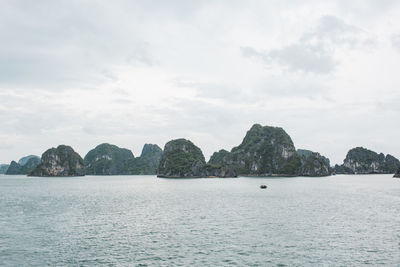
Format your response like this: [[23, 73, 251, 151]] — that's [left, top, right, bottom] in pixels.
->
[[124, 144, 163, 175], [5, 156, 40, 175], [297, 149, 331, 177], [84, 143, 134, 175], [158, 139, 206, 178], [30, 145, 85, 177], [335, 147, 399, 174]]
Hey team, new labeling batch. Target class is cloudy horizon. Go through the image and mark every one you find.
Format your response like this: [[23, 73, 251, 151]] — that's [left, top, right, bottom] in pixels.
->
[[1, 0, 400, 165]]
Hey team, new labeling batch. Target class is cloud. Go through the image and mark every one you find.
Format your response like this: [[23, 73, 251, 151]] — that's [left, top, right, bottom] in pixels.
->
[[391, 34, 400, 52], [0, 1, 153, 89], [242, 45, 336, 74], [241, 15, 375, 75], [0, 0, 400, 166]]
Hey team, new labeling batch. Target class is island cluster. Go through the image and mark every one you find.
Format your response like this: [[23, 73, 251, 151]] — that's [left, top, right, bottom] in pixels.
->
[[1, 124, 399, 178]]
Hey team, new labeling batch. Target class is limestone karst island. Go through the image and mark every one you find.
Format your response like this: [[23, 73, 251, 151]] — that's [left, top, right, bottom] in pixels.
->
[[1, 124, 399, 178]]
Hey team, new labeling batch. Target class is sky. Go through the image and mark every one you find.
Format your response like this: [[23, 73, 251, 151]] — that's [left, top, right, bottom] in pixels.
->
[[1, 0, 400, 165]]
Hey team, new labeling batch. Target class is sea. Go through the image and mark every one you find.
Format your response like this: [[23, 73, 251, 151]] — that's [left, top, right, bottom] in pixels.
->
[[0, 174, 399, 266]]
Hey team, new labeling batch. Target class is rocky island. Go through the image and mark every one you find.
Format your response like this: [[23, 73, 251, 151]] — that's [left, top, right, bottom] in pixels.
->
[[29, 145, 85, 176], [157, 139, 237, 178], [124, 144, 163, 175], [334, 147, 400, 174], [84, 143, 134, 175], [207, 124, 331, 177], [297, 149, 331, 177]]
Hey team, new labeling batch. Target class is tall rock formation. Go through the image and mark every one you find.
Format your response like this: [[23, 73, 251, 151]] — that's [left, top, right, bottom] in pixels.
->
[[158, 139, 206, 178], [84, 143, 134, 175], [297, 149, 331, 177], [210, 124, 301, 176], [30, 145, 85, 176], [334, 147, 400, 174], [125, 144, 163, 175]]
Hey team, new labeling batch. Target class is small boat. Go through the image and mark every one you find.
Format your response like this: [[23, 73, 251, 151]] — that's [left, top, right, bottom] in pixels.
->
[[260, 185, 267, 189]]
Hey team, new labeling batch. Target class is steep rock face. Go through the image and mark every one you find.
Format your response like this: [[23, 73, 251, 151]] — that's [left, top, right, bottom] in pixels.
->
[[158, 139, 206, 178], [297, 149, 331, 177], [0, 164, 9, 174], [5, 156, 40, 175], [125, 144, 163, 175], [207, 150, 238, 177], [214, 124, 301, 176], [30, 145, 85, 176], [336, 147, 399, 174], [84, 143, 134, 175], [394, 168, 400, 178]]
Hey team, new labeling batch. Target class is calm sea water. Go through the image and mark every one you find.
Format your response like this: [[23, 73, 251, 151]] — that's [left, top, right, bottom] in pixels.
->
[[0, 174, 399, 266]]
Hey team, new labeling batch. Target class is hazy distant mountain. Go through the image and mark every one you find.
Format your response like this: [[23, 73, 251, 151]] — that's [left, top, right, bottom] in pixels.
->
[[18, 155, 40, 166], [0, 164, 9, 174], [5, 155, 40, 175]]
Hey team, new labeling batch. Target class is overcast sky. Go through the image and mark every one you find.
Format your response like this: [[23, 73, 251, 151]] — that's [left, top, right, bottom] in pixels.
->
[[1, 0, 399, 165]]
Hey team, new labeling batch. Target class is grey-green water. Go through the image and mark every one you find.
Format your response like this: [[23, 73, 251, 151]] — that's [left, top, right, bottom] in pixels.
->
[[0, 174, 399, 266]]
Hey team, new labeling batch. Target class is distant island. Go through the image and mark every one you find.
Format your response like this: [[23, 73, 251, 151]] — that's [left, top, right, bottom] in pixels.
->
[[333, 147, 399, 175], [29, 145, 85, 177], [1, 123, 399, 178]]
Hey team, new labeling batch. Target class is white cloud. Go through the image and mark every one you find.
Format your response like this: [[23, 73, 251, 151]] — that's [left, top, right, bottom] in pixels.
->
[[0, 0, 400, 165]]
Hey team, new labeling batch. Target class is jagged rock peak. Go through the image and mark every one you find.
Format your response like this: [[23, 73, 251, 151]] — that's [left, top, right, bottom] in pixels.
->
[[140, 144, 162, 158]]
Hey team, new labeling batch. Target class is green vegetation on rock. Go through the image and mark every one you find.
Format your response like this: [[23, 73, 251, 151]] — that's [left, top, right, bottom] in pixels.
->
[[297, 149, 331, 177], [335, 147, 400, 174], [84, 143, 134, 175], [30, 145, 85, 176], [124, 144, 163, 175], [211, 124, 301, 176], [158, 139, 206, 177]]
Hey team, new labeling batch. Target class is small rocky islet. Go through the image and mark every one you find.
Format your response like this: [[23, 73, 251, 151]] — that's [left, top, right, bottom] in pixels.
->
[[29, 145, 85, 177], [1, 123, 399, 178], [333, 147, 399, 175]]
